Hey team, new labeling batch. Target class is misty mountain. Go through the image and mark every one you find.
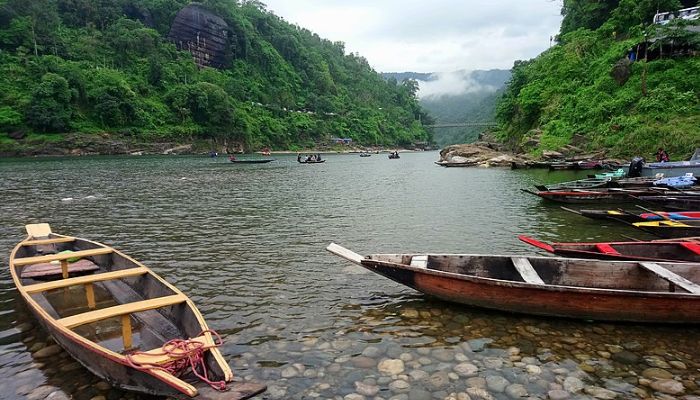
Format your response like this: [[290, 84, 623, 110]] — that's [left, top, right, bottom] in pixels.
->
[[383, 69, 511, 146]]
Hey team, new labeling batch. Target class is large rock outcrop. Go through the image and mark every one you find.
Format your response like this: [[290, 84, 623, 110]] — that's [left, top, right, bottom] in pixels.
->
[[168, 4, 231, 69]]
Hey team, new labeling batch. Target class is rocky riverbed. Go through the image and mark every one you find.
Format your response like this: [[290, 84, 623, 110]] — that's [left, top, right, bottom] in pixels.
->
[[5, 299, 699, 400]]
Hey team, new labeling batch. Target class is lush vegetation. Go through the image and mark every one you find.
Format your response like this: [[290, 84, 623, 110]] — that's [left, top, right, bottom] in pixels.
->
[[0, 0, 432, 153], [496, 0, 700, 159]]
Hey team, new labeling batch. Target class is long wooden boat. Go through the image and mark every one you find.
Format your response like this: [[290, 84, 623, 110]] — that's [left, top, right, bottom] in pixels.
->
[[518, 235, 700, 262], [534, 177, 611, 192], [326, 243, 700, 323], [10, 224, 265, 399], [633, 220, 700, 239], [636, 195, 700, 211], [561, 207, 700, 223]]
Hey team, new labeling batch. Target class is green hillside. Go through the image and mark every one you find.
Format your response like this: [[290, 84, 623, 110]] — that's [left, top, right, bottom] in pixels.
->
[[496, 0, 700, 159], [0, 0, 432, 154]]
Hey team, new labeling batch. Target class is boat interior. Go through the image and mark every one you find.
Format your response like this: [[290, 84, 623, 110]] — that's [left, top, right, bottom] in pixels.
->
[[12, 229, 225, 379], [366, 254, 700, 294]]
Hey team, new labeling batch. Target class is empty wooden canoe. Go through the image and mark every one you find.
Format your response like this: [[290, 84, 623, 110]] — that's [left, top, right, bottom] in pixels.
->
[[327, 243, 700, 323], [10, 223, 265, 399], [518, 235, 700, 263]]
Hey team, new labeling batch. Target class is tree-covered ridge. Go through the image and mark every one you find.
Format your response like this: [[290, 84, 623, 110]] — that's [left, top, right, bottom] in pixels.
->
[[0, 0, 432, 152], [497, 0, 700, 158]]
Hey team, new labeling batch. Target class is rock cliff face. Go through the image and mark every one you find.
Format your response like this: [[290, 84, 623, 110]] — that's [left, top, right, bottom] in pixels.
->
[[168, 4, 231, 69]]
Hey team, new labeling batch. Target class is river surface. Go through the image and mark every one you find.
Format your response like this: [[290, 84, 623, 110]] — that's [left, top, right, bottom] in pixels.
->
[[0, 152, 698, 400]]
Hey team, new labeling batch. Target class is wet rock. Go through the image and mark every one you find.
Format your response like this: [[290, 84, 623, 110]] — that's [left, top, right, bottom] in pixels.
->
[[428, 371, 450, 389], [389, 380, 410, 393], [466, 387, 495, 400], [548, 389, 570, 400], [362, 346, 382, 358], [355, 381, 379, 397], [407, 388, 431, 400], [642, 367, 673, 380], [352, 356, 377, 368], [584, 386, 618, 399], [563, 377, 584, 393], [454, 363, 479, 377], [611, 351, 639, 365], [379, 359, 405, 375], [650, 379, 684, 395], [486, 375, 510, 392], [505, 384, 528, 399], [34, 345, 61, 358]]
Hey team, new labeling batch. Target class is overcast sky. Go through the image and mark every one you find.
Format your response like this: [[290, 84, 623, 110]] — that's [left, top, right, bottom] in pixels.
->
[[261, 0, 564, 73]]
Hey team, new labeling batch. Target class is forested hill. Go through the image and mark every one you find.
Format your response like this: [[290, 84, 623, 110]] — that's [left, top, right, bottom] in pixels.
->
[[496, 0, 700, 159], [0, 0, 432, 154]]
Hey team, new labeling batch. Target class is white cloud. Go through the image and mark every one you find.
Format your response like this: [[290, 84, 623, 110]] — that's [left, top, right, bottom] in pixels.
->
[[262, 0, 563, 72]]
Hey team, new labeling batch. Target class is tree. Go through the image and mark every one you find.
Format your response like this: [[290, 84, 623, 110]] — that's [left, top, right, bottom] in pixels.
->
[[25, 73, 72, 132]]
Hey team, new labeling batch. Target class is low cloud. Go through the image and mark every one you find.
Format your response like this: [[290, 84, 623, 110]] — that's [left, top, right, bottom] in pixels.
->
[[417, 71, 500, 99]]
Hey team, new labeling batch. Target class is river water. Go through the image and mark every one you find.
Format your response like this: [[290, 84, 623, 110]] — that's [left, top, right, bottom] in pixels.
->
[[0, 152, 698, 400]]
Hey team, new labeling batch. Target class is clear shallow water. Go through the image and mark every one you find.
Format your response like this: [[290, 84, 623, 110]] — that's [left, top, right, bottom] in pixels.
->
[[0, 152, 697, 400]]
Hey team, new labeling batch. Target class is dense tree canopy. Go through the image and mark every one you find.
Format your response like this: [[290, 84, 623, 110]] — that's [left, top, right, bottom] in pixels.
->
[[0, 0, 432, 151], [497, 0, 699, 158]]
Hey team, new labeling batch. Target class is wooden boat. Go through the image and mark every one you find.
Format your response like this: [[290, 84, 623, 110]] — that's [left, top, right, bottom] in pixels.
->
[[534, 177, 610, 192], [229, 159, 274, 164], [518, 235, 700, 262], [326, 243, 700, 323], [561, 207, 700, 223], [636, 195, 700, 210], [633, 220, 700, 239], [10, 224, 265, 399]]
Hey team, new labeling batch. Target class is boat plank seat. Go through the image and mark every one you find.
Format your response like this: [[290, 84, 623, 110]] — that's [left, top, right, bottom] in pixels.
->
[[58, 294, 188, 328], [679, 242, 700, 255], [595, 243, 620, 255], [511, 257, 545, 285], [13, 248, 113, 266], [410, 255, 428, 268], [20, 259, 99, 279], [22, 237, 76, 246], [127, 335, 212, 365], [24, 267, 149, 293], [638, 262, 700, 294]]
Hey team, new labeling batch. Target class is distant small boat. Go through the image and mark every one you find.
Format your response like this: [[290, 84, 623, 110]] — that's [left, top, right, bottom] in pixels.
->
[[229, 158, 274, 164], [326, 243, 700, 323], [519, 235, 700, 263], [10, 223, 266, 399]]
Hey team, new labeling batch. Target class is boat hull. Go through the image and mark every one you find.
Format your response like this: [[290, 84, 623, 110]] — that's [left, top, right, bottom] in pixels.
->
[[361, 259, 700, 323]]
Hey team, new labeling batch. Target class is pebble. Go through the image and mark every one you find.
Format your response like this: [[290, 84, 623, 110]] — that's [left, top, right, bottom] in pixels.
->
[[378, 359, 405, 375], [548, 389, 570, 400], [454, 363, 479, 377], [650, 379, 685, 395], [486, 375, 510, 392], [355, 381, 379, 396], [505, 383, 528, 399], [34, 345, 62, 358]]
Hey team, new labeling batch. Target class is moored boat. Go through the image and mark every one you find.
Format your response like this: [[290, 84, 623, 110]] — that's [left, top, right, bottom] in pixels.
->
[[326, 243, 700, 323], [10, 223, 265, 399], [518, 235, 700, 262], [633, 219, 700, 239]]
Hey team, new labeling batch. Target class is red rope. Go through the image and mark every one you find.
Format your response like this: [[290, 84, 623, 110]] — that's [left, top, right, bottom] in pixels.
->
[[124, 329, 227, 391]]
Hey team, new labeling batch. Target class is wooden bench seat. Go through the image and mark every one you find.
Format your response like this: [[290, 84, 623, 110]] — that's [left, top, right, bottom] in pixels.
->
[[58, 294, 188, 328], [13, 248, 113, 266], [127, 335, 212, 364], [24, 267, 149, 293], [639, 262, 700, 294], [511, 257, 545, 285], [22, 237, 76, 246]]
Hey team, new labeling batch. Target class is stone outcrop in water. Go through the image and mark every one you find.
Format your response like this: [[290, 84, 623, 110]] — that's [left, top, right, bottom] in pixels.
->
[[168, 3, 231, 69]]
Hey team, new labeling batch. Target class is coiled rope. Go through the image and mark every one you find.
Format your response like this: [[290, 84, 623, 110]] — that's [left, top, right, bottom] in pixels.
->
[[125, 329, 227, 391]]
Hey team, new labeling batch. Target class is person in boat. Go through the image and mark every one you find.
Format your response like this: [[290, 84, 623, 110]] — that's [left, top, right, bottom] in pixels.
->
[[655, 147, 669, 163]]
